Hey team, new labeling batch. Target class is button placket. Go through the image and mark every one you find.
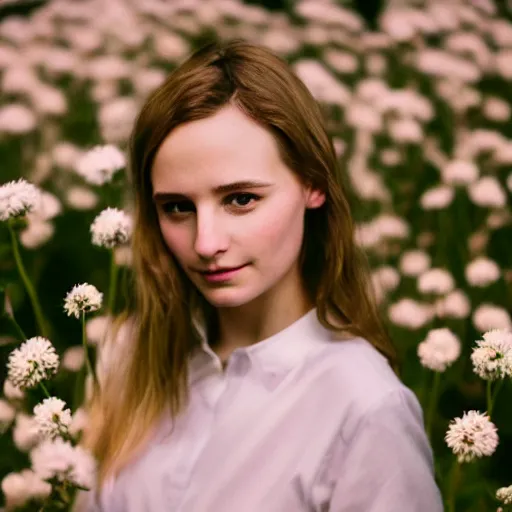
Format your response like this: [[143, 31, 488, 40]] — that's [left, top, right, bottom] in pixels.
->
[[211, 351, 250, 420]]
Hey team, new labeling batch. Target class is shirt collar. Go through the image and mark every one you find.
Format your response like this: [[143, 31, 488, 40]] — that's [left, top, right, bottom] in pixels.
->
[[188, 307, 333, 391]]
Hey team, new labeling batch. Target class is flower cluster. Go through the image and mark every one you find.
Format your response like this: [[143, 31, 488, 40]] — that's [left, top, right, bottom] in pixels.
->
[[33, 397, 72, 440], [418, 327, 461, 372], [3, 281, 101, 508], [64, 283, 103, 319], [0, 179, 41, 222], [496, 485, 512, 506], [471, 329, 512, 380], [7, 337, 59, 390], [74, 144, 126, 185], [445, 410, 499, 463], [30, 437, 97, 489], [91, 207, 133, 248]]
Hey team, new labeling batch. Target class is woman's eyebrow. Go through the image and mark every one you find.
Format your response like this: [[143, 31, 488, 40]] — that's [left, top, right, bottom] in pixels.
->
[[153, 180, 274, 200]]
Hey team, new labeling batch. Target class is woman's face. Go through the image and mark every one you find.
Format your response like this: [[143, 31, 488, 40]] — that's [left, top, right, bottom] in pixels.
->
[[151, 104, 325, 309]]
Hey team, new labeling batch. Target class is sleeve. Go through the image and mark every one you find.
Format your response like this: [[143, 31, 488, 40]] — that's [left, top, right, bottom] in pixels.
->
[[316, 388, 444, 512]]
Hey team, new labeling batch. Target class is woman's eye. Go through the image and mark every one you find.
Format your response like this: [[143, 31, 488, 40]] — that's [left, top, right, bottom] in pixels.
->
[[228, 192, 259, 208], [160, 193, 259, 216], [161, 201, 190, 214]]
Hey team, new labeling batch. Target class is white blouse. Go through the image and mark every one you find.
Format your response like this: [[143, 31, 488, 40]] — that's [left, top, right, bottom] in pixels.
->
[[80, 307, 443, 511]]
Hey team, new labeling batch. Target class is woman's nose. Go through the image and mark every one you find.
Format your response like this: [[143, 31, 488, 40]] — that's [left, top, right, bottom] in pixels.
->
[[193, 210, 229, 258]]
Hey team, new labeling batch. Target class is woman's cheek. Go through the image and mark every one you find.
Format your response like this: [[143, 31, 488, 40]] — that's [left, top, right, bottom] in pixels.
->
[[159, 221, 185, 255]]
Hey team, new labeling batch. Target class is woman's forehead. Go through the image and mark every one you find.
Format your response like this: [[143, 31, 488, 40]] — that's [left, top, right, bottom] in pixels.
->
[[151, 109, 288, 194]]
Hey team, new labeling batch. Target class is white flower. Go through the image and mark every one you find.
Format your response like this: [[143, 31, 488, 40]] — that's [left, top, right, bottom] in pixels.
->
[[418, 268, 455, 295], [31, 84, 67, 116], [3, 378, 25, 401], [373, 213, 409, 239], [132, 67, 167, 97], [99, 97, 139, 143], [349, 169, 389, 201], [496, 485, 512, 505], [471, 329, 512, 380], [465, 257, 500, 287], [1, 472, 28, 510], [493, 142, 512, 165], [380, 148, 402, 166], [435, 290, 471, 319], [0, 179, 41, 222], [52, 141, 84, 169], [388, 298, 434, 329], [468, 176, 507, 208], [0, 399, 16, 433], [416, 49, 481, 83], [473, 304, 512, 332], [86, 54, 132, 82], [7, 337, 59, 390], [33, 397, 72, 439], [31, 437, 97, 489], [345, 102, 382, 132], [19, 218, 55, 249], [418, 328, 461, 372], [371, 266, 400, 303], [420, 185, 454, 210], [372, 266, 400, 292], [1, 470, 52, 510], [86, 314, 111, 345], [91, 207, 133, 248], [90, 80, 117, 103], [0, 103, 37, 134], [482, 96, 510, 122], [62, 346, 85, 372], [65, 186, 98, 210], [75, 144, 126, 186], [13, 413, 39, 452], [332, 138, 346, 157], [355, 221, 382, 249], [324, 49, 359, 74], [64, 283, 103, 319], [388, 117, 423, 144], [445, 411, 498, 463], [441, 160, 479, 185], [495, 49, 512, 79], [399, 250, 431, 277], [27, 190, 62, 221]]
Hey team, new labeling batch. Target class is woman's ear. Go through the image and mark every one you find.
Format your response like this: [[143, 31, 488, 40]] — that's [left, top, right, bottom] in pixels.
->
[[305, 188, 326, 209]]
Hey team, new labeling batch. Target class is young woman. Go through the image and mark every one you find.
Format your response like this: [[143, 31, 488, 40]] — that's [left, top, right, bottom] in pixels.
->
[[79, 39, 443, 511]]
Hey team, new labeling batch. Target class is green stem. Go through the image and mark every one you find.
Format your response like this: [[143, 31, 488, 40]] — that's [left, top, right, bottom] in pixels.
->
[[8, 222, 49, 338], [491, 379, 504, 412], [426, 371, 441, 439], [8, 312, 27, 342], [39, 381, 51, 398], [108, 249, 118, 314], [446, 459, 461, 512], [486, 380, 493, 417], [82, 311, 98, 391]]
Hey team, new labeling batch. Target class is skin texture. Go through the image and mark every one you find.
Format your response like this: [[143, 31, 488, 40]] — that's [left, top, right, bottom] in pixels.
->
[[151, 104, 325, 361]]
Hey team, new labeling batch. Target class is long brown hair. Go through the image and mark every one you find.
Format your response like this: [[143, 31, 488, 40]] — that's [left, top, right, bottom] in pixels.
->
[[83, 38, 399, 487]]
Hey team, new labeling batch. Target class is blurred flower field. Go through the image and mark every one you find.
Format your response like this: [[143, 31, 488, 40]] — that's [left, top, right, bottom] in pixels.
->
[[0, 0, 511, 510]]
